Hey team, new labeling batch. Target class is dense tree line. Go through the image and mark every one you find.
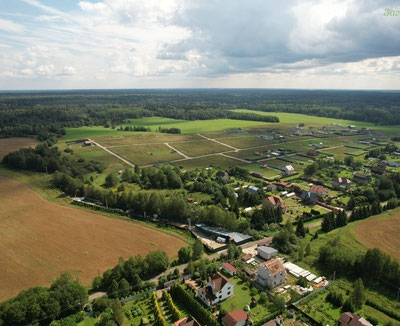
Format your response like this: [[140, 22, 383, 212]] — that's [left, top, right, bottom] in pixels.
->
[[0, 273, 88, 326], [2, 89, 399, 141], [318, 239, 400, 290], [92, 251, 169, 298], [251, 206, 283, 229], [3, 144, 105, 176]]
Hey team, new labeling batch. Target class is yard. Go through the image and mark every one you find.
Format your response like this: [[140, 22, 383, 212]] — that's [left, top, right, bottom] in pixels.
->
[[220, 276, 278, 325]]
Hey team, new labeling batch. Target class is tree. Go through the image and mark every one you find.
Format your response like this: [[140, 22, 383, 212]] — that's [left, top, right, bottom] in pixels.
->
[[295, 218, 306, 238], [145, 251, 169, 276], [178, 247, 192, 264], [350, 278, 366, 310], [192, 240, 204, 260], [259, 292, 268, 304], [111, 300, 124, 326], [108, 280, 119, 298], [185, 261, 195, 275], [118, 278, 131, 298], [105, 172, 119, 188], [305, 243, 311, 256], [92, 276, 102, 291]]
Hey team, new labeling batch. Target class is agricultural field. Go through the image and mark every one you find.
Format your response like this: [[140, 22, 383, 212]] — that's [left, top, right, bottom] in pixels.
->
[[354, 208, 400, 260], [0, 137, 38, 159], [110, 143, 183, 166], [0, 175, 188, 301], [170, 139, 231, 157], [242, 163, 281, 178], [176, 154, 243, 170], [215, 135, 272, 149]]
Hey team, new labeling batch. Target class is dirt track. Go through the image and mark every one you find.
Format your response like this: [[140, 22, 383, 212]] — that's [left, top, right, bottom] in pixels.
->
[[0, 176, 187, 301]]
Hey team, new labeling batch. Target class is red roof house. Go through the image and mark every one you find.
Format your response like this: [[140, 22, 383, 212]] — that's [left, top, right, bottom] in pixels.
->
[[222, 310, 249, 326], [263, 195, 287, 212], [221, 262, 237, 276]]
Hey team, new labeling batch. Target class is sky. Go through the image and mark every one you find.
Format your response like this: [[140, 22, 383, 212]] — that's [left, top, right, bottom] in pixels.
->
[[0, 0, 399, 90]]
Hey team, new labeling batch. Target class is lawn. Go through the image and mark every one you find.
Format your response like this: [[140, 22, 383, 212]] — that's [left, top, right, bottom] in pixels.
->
[[242, 163, 280, 178], [220, 276, 277, 324]]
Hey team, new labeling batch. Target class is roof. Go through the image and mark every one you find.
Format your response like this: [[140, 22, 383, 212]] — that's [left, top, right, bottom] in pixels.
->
[[248, 185, 259, 192], [242, 253, 252, 261], [222, 262, 237, 273], [222, 310, 248, 326], [266, 195, 283, 206], [338, 312, 372, 326], [199, 272, 232, 301], [174, 316, 201, 326], [260, 258, 285, 274], [257, 246, 278, 256], [301, 190, 318, 201], [310, 185, 327, 195], [334, 177, 351, 185], [283, 165, 294, 171]]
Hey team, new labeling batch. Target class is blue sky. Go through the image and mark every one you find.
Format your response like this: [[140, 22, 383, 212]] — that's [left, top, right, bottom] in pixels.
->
[[0, 0, 399, 90]]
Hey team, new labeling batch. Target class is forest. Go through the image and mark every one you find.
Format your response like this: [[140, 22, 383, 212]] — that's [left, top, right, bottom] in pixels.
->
[[1, 89, 400, 140]]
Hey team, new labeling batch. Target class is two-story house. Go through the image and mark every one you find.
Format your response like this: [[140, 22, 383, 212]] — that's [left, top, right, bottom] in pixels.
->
[[256, 259, 286, 289], [198, 273, 234, 306]]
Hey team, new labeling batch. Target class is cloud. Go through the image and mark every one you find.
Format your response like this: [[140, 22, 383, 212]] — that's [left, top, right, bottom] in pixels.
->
[[0, 18, 26, 33], [0, 0, 399, 89]]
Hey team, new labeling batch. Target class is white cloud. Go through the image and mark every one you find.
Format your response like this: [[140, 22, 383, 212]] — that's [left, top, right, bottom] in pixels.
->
[[0, 18, 26, 33]]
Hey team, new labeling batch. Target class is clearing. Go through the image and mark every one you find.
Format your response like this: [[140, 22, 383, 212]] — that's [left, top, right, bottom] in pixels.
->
[[354, 208, 400, 260], [0, 176, 188, 301], [0, 137, 38, 160]]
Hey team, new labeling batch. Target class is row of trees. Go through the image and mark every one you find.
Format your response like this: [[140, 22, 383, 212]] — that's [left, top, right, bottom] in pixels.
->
[[0, 273, 88, 326], [3, 144, 105, 176], [318, 239, 400, 289], [321, 210, 348, 232], [92, 251, 169, 297]]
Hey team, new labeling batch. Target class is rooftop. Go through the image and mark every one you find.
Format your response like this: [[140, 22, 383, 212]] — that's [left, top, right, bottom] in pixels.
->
[[260, 258, 285, 274], [222, 310, 248, 326], [222, 262, 237, 273]]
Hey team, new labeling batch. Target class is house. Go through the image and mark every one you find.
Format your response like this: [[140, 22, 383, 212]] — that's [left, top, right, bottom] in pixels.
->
[[371, 166, 385, 175], [338, 312, 372, 326], [281, 165, 296, 176], [381, 160, 399, 168], [257, 258, 286, 289], [83, 140, 91, 146], [174, 316, 201, 326], [247, 185, 259, 194], [243, 267, 256, 278], [242, 253, 252, 262], [275, 182, 291, 190], [310, 185, 328, 198], [198, 273, 234, 306], [263, 316, 284, 326], [266, 184, 278, 192], [257, 246, 278, 260], [216, 171, 229, 180], [221, 262, 237, 276], [301, 190, 318, 204], [332, 177, 351, 191], [222, 310, 249, 326], [263, 195, 287, 212], [353, 173, 371, 184], [307, 150, 318, 156], [251, 171, 264, 179]]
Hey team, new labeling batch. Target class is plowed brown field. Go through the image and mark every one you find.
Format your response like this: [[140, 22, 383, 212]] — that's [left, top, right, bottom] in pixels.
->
[[354, 209, 400, 261], [0, 137, 38, 160], [0, 176, 187, 301]]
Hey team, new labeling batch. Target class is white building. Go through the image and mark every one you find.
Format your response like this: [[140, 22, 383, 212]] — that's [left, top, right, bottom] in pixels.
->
[[257, 259, 286, 289], [281, 165, 296, 176], [198, 273, 234, 306], [257, 246, 278, 260]]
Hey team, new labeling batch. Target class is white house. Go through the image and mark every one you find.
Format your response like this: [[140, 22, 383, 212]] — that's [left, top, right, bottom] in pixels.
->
[[281, 165, 296, 176], [198, 273, 234, 306], [257, 259, 286, 289], [221, 262, 237, 276]]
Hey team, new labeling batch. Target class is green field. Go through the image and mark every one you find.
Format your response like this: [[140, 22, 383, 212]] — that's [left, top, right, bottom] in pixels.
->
[[170, 139, 231, 157], [243, 163, 280, 178], [232, 109, 400, 131], [176, 155, 243, 170]]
